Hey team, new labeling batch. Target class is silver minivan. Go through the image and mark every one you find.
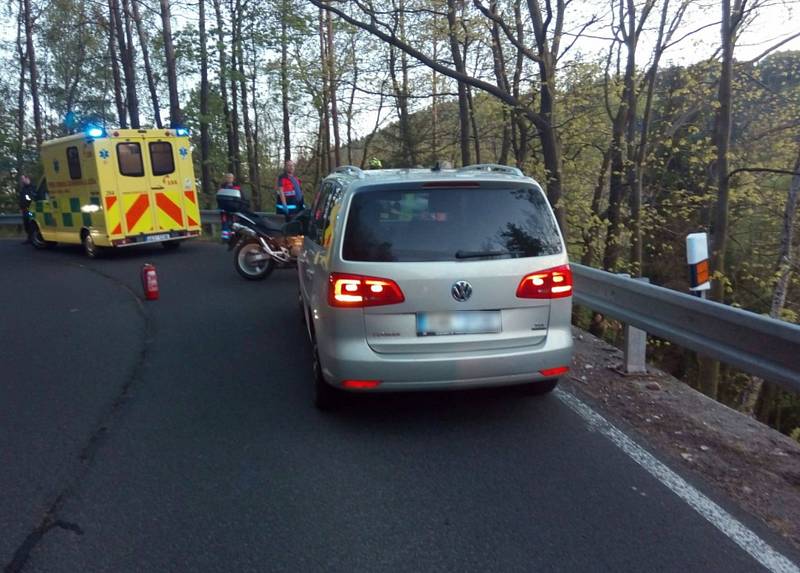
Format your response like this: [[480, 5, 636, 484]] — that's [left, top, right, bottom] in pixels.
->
[[297, 165, 573, 408]]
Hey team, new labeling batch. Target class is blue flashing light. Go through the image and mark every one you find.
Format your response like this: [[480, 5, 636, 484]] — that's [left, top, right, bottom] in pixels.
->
[[86, 126, 106, 138], [174, 127, 190, 137]]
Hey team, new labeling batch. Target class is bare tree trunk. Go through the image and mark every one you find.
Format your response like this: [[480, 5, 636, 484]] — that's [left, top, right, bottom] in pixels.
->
[[345, 36, 357, 166], [318, 7, 331, 173], [388, 45, 413, 167], [111, 0, 139, 127], [212, 0, 235, 174], [709, 0, 745, 303], [228, 0, 241, 180], [159, 0, 182, 126], [511, 1, 528, 167], [250, 43, 261, 206], [431, 39, 438, 162], [583, 146, 612, 266], [325, 6, 341, 167], [447, 0, 470, 166], [702, 0, 744, 399], [199, 0, 211, 197], [121, 0, 139, 118], [313, 114, 324, 184], [280, 0, 291, 161], [107, 0, 128, 127], [15, 0, 27, 174], [131, 0, 162, 128], [488, 1, 511, 165], [236, 0, 257, 207], [466, 86, 481, 164], [360, 86, 385, 169], [23, 0, 42, 146]]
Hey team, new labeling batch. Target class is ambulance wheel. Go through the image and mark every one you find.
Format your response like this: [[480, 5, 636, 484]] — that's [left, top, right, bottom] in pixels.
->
[[234, 240, 274, 280], [30, 224, 55, 250], [82, 231, 102, 258], [162, 240, 181, 251]]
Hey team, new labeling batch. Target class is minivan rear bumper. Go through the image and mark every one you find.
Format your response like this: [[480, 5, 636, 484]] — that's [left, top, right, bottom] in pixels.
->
[[318, 325, 573, 391]]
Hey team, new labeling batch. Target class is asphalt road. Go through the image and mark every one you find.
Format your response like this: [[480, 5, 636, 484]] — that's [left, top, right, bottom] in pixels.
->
[[1, 238, 797, 572]]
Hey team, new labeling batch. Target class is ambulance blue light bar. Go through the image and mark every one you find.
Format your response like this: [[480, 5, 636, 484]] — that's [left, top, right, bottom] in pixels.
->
[[174, 127, 190, 136], [85, 126, 106, 138]]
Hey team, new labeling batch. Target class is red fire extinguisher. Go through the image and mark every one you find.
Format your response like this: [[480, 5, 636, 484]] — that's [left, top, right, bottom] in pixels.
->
[[141, 263, 159, 300]]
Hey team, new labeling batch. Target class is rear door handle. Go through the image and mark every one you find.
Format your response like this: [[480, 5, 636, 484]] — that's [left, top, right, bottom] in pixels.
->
[[151, 186, 164, 190]]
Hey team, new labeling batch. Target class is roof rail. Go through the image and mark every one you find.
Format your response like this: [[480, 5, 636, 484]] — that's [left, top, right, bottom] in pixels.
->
[[333, 165, 366, 179], [457, 163, 524, 177]]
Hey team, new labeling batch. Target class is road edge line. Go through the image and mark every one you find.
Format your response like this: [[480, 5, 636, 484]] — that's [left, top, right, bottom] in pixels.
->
[[554, 387, 799, 573]]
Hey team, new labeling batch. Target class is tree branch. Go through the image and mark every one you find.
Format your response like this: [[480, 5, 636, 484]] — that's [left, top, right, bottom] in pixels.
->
[[473, 0, 541, 63]]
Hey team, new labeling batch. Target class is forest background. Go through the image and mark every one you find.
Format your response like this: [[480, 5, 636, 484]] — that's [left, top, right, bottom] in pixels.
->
[[1, 0, 799, 436]]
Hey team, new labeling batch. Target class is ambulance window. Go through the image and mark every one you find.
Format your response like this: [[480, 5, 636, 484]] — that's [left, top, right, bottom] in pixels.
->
[[66, 147, 82, 180], [117, 143, 144, 177], [149, 142, 175, 176]]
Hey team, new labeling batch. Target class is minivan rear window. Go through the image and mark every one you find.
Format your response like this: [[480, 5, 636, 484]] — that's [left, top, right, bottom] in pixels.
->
[[343, 187, 562, 262]]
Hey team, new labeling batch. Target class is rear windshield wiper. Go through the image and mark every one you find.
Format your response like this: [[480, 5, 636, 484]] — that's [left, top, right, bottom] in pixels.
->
[[455, 249, 512, 259]]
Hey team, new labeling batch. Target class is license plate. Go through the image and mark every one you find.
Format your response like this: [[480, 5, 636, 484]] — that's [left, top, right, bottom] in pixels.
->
[[146, 233, 171, 242], [417, 311, 501, 336]]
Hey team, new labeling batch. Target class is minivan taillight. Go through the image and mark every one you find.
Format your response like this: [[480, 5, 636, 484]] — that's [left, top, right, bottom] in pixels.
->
[[329, 273, 405, 307], [516, 265, 573, 299]]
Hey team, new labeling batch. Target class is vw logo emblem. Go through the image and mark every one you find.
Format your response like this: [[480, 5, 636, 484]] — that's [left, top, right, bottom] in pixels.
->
[[451, 280, 473, 302]]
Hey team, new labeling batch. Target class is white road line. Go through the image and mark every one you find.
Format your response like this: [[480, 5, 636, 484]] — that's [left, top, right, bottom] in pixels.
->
[[554, 388, 800, 573]]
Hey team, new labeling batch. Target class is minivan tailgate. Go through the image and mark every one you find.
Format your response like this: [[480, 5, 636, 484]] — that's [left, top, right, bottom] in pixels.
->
[[362, 260, 553, 354]]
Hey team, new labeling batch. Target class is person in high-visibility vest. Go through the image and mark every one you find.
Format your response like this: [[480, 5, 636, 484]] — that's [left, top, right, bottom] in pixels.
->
[[276, 159, 304, 221]]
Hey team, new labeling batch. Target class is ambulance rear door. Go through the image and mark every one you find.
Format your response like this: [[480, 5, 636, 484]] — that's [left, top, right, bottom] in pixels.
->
[[115, 137, 159, 237], [143, 135, 193, 233], [170, 135, 201, 231]]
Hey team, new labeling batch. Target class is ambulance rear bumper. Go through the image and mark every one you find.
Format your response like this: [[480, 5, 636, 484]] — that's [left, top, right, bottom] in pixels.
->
[[111, 229, 201, 247]]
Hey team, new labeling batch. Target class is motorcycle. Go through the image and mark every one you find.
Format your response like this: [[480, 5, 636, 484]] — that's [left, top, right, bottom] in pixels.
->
[[227, 209, 307, 281]]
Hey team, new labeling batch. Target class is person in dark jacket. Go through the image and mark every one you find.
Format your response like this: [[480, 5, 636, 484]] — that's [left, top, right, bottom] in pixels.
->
[[276, 160, 304, 221], [216, 172, 241, 241], [18, 175, 35, 242]]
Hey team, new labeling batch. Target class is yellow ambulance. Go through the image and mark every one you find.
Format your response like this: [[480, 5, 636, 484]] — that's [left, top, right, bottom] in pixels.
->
[[29, 126, 202, 257]]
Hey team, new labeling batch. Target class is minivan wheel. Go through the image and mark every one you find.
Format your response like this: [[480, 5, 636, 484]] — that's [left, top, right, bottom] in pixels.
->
[[312, 342, 339, 410], [524, 378, 559, 396], [298, 291, 306, 325]]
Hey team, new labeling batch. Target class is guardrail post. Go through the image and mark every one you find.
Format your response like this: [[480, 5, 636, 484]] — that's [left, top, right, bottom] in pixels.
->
[[622, 276, 650, 375]]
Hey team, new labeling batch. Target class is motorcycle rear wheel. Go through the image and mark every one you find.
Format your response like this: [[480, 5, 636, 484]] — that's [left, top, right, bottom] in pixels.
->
[[234, 240, 275, 280]]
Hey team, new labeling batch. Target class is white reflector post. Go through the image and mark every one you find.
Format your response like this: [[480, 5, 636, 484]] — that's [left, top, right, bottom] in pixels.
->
[[686, 233, 710, 291]]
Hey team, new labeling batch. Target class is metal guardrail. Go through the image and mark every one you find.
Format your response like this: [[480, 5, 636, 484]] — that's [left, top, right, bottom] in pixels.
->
[[572, 264, 800, 392], [0, 214, 23, 226]]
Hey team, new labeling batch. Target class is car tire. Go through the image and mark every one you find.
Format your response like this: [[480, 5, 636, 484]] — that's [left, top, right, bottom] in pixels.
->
[[523, 378, 559, 395], [82, 232, 102, 258], [312, 341, 339, 411], [30, 224, 55, 250], [298, 291, 306, 325]]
